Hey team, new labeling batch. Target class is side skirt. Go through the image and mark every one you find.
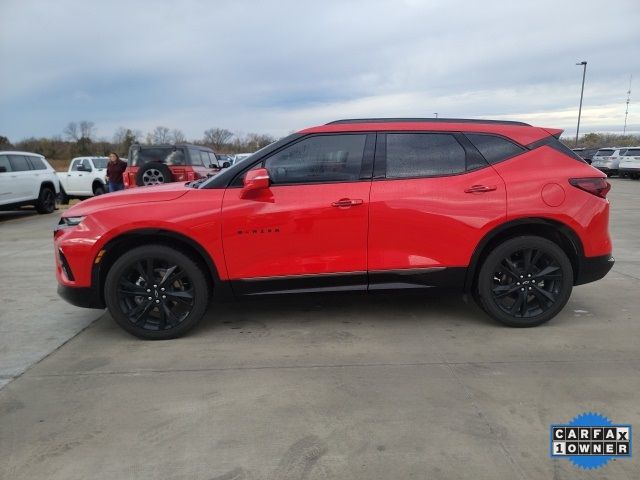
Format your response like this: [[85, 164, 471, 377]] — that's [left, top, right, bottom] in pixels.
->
[[230, 268, 467, 297]]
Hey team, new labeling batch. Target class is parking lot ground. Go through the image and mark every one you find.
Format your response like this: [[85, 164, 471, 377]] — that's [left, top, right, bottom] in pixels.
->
[[1, 180, 639, 479], [0, 209, 103, 389]]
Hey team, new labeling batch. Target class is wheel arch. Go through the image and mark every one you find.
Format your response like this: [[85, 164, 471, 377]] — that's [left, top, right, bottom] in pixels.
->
[[92, 228, 232, 304], [464, 218, 584, 293], [39, 180, 57, 193]]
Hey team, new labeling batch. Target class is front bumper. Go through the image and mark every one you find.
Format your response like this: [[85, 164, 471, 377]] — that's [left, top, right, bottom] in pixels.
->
[[575, 254, 614, 286], [57, 283, 105, 309]]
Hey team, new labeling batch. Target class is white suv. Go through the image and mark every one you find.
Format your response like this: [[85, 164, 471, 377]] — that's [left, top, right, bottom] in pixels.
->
[[619, 147, 640, 180], [0, 151, 60, 214], [591, 147, 627, 176]]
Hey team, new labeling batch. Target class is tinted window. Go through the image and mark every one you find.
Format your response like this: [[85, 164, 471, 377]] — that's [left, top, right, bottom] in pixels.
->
[[8, 155, 31, 171], [595, 149, 614, 156], [265, 134, 366, 184], [207, 152, 219, 167], [385, 133, 465, 178], [465, 134, 524, 164], [623, 149, 640, 156], [28, 156, 47, 170], [71, 159, 82, 171], [0, 154, 11, 172], [132, 147, 186, 166], [189, 149, 204, 166]]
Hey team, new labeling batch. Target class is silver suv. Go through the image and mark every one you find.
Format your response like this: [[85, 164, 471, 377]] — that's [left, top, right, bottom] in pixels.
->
[[0, 151, 60, 213], [591, 147, 626, 176]]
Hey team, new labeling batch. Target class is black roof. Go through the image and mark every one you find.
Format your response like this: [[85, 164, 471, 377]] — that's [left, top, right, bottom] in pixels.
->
[[132, 143, 214, 150], [326, 118, 531, 127]]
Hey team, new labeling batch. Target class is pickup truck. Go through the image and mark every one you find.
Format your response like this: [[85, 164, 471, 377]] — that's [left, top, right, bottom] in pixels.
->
[[57, 156, 108, 203]]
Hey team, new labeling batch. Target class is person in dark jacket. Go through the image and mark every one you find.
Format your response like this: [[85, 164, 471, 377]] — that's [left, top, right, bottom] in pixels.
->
[[106, 152, 127, 192]]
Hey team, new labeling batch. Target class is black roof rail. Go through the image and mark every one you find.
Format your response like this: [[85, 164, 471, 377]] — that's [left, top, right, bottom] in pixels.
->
[[326, 118, 531, 127]]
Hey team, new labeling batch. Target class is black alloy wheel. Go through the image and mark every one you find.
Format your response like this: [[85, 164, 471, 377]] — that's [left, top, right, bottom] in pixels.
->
[[477, 236, 573, 327], [36, 186, 56, 214], [105, 245, 209, 339]]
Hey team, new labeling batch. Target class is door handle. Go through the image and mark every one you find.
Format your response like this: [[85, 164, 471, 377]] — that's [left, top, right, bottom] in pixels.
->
[[464, 184, 497, 193], [331, 198, 363, 207]]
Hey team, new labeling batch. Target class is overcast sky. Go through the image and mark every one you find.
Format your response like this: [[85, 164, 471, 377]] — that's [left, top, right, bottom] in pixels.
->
[[1, 0, 639, 142]]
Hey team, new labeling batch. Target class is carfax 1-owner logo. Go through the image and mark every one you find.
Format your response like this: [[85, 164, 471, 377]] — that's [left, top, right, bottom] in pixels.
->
[[551, 412, 632, 469]]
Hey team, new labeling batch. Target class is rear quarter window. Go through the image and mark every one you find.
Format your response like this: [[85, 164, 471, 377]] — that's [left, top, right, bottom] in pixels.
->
[[465, 134, 525, 164], [27, 156, 47, 170]]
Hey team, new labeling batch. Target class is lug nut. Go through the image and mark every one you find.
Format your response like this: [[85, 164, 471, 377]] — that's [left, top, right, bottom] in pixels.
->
[[162, 295, 166, 299], [528, 287, 532, 290], [155, 300, 160, 303], [147, 289, 151, 293], [521, 288, 525, 291], [153, 284, 157, 288], [516, 282, 520, 286], [520, 275, 524, 279], [161, 288, 165, 291], [527, 274, 531, 278], [148, 297, 152, 300]]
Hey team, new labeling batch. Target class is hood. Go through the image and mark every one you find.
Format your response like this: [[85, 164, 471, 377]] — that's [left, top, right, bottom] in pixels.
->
[[64, 182, 190, 216]]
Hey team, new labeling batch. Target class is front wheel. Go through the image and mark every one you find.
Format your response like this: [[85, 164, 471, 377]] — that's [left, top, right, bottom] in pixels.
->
[[476, 236, 573, 327], [104, 245, 210, 339]]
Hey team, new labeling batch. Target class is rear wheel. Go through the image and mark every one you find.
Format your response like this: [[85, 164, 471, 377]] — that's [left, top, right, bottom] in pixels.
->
[[35, 185, 56, 214], [476, 236, 573, 327], [104, 245, 209, 339]]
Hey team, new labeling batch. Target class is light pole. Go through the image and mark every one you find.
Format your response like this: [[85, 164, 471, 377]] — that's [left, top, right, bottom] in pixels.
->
[[575, 61, 587, 146]]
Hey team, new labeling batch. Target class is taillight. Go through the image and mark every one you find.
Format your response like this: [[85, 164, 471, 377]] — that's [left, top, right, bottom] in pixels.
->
[[569, 177, 611, 198]]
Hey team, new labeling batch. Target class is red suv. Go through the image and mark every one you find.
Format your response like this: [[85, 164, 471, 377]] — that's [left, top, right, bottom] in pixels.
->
[[123, 144, 222, 188], [55, 118, 613, 339]]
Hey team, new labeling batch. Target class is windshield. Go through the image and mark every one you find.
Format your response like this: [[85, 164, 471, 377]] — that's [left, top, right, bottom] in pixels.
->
[[92, 158, 108, 169], [130, 147, 188, 166], [595, 150, 614, 156]]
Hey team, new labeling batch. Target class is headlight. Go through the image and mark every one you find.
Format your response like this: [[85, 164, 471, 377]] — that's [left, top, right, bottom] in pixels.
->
[[56, 216, 85, 230]]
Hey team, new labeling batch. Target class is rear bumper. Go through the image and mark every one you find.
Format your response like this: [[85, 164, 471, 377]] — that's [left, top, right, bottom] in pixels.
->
[[57, 283, 105, 309], [575, 254, 614, 286]]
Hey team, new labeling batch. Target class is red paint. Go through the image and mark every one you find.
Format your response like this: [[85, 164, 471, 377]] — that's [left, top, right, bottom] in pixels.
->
[[55, 120, 612, 293]]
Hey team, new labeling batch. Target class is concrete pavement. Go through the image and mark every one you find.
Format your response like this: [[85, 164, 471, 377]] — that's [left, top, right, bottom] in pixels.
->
[[1, 179, 638, 479]]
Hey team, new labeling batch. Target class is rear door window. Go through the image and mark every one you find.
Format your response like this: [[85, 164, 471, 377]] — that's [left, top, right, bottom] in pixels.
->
[[465, 134, 524, 164], [264, 134, 367, 184], [8, 155, 31, 171], [623, 148, 640, 156], [385, 133, 465, 178]]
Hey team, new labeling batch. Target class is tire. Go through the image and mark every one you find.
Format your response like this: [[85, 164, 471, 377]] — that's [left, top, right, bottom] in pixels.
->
[[476, 236, 573, 327], [35, 185, 56, 214], [93, 183, 106, 196], [104, 245, 210, 339], [59, 186, 70, 205], [136, 163, 173, 186]]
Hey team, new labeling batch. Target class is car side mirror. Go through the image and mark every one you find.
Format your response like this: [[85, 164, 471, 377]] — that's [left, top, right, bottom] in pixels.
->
[[0, 166, 6, 173], [242, 168, 270, 194]]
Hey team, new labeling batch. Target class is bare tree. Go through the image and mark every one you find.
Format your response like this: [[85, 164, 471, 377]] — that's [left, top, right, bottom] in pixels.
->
[[171, 128, 186, 143], [79, 120, 96, 140], [63, 122, 79, 141], [112, 127, 129, 145], [147, 126, 171, 144], [203, 128, 233, 150]]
